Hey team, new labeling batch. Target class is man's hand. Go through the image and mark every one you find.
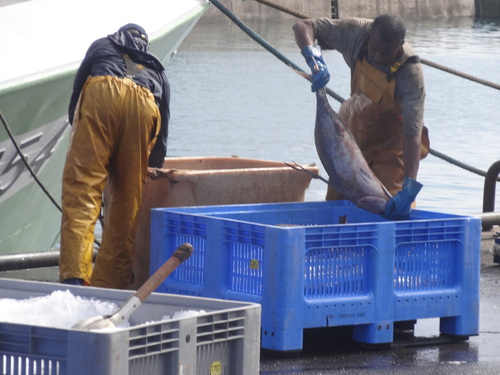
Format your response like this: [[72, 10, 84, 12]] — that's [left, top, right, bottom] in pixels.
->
[[301, 45, 330, 92], [147, 167, 161, 181], [382, 177, 423, 220], [145, 167, 177, 184]]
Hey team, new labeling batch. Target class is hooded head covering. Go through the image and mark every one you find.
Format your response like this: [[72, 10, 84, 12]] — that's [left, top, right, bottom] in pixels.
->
[[108, 23, 164, 71], [118, 23, 149, 42]]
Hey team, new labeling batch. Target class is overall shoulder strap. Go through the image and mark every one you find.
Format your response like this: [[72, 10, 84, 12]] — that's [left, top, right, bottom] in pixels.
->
[[123, 53, 138, 79], [386, 55, 421, 82]]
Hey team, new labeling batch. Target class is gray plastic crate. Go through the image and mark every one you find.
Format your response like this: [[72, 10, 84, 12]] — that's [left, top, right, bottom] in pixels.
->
[[0, 278, 261, 375]]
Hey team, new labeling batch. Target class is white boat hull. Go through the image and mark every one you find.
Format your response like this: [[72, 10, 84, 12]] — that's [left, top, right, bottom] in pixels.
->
[[0, 0, 210, 256]]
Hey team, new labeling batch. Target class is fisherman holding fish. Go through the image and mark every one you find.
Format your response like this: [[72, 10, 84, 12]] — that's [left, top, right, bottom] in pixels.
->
[[294, 13, 429, 220], [59, 24, 170, 288]]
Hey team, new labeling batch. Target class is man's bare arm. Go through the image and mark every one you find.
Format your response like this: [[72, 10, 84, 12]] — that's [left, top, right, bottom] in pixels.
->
[[293, 20, 316, 49], [402, 133, 421, 180]]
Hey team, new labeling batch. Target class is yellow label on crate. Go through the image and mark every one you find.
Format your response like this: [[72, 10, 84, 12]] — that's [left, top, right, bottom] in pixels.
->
[[249, 259, 260, 270], [210, 361, 222, 375]]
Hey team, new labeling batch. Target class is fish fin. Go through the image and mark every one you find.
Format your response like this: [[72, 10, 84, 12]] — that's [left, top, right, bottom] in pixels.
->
[[285, 161, 331, 185], [380, 183, 393, 199]]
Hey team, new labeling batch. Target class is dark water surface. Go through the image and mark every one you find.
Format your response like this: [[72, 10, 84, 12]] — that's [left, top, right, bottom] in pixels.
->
[[166, 15, 500, 215]]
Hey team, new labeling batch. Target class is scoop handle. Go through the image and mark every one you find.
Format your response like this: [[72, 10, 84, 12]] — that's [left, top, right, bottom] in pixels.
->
[[135, 243, 193, 302]]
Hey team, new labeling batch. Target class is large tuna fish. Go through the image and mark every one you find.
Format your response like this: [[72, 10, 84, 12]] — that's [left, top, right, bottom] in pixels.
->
[[314, 88, 391, 215]]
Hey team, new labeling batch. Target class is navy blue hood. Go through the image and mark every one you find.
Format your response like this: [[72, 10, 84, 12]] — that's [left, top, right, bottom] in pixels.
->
[[108, 23, 164, 71], [118, 23, 148, 42]]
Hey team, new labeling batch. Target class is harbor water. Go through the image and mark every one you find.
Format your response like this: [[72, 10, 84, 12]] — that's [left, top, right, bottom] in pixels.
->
[[166, 14, 500, 216]]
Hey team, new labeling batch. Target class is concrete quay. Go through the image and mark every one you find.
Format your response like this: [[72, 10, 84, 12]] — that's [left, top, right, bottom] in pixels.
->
[[203, 0, 476, 20]]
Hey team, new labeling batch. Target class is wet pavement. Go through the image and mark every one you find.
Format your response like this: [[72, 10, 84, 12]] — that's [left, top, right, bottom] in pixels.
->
[[1, 227, 499, 374], [259, 228, 500, 374]]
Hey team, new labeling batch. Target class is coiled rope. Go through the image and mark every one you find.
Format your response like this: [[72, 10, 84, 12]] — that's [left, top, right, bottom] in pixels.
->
[[208, 0, 500, 180]]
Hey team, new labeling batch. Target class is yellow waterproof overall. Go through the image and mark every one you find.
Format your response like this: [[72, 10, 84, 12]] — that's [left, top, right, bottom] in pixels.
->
[[326, 57, 428, 200], [59, 75, 160, 288]]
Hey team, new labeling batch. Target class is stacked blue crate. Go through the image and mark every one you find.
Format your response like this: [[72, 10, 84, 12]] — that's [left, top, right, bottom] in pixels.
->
[[150, 201, 481, 352]]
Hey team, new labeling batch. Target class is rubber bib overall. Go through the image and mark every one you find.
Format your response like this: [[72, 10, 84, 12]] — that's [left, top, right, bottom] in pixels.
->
[[326, 55, 428, 200]]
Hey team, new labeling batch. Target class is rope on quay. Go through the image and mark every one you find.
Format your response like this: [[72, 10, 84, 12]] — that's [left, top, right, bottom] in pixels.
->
[[253, 0, 500, 92], [208, 0, 499, 182]]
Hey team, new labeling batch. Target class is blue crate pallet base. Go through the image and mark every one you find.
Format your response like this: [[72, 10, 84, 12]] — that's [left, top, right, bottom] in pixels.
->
[[151, 200, 481, 352], [354, 322, 394, 344]]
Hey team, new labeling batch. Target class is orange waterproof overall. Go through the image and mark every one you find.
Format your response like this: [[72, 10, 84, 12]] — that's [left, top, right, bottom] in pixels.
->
[[327, 57, 427, 200], [59, 75, 160, 288]]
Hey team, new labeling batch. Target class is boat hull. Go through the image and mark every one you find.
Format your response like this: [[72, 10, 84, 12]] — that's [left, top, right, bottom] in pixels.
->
[[0, 1, 210, 256]]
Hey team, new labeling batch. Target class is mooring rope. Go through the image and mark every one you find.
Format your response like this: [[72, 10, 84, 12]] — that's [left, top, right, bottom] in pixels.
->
[[208, 0, 498, 180], [420, 58, 500, 91], [252, 0, 309, 19], [0, 111, 63, 213], [252, 0, 500, 91], [0, 111, 102, 247], [430, 148, 499, 180], [207, 0, 346, 102]]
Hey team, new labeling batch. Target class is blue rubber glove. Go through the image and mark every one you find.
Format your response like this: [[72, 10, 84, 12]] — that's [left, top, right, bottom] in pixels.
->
[[382, 177, 423, 220], [301, 45, 330, 92]]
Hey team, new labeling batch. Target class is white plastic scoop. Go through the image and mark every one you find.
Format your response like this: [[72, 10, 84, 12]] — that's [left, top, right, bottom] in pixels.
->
[[72, 242, 193, 330]]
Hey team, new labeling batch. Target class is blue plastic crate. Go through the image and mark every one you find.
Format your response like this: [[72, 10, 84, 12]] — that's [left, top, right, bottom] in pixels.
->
[[150, 201, 481, 352]]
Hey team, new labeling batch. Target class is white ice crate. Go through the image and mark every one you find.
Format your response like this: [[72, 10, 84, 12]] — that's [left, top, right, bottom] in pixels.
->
[[0, 278, 261, 375]]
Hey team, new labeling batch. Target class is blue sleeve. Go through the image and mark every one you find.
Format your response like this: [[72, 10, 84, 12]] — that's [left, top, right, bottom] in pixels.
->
[[68, 40, 103, 124], [147, 71, 170, 168]]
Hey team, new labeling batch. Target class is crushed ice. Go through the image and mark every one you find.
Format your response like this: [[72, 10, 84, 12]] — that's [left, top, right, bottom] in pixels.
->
[[0, 290, 119, 329], [0, 290, 206, 331]]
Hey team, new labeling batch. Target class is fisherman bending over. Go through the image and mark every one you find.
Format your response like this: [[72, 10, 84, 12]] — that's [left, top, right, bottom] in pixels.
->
[[59, 24, 170, 288]]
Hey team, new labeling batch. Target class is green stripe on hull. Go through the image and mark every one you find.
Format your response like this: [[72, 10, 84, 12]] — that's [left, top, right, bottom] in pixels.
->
[[0, 130, 69, 255]]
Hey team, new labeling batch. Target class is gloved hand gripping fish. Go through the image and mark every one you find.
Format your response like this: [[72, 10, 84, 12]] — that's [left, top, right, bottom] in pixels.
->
[[313, 87, 422, 220]]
